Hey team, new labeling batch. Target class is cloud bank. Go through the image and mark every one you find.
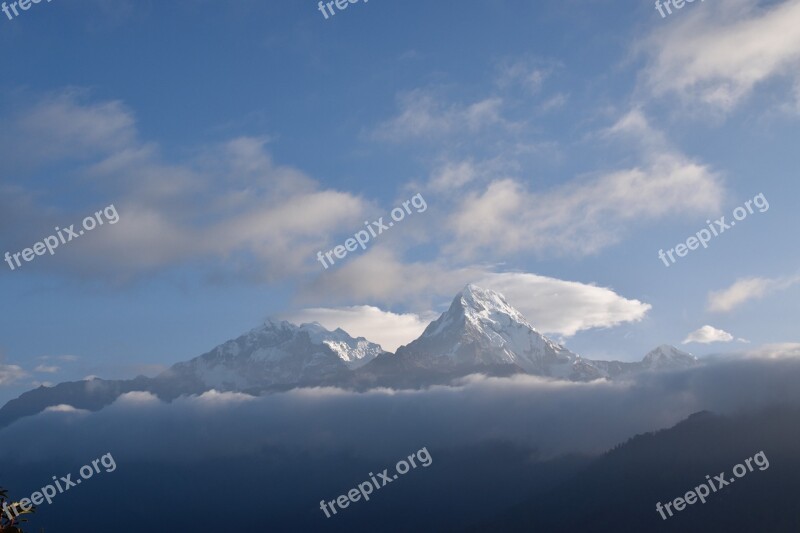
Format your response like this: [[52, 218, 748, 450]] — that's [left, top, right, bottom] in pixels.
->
[[4, 356, 800, 466]]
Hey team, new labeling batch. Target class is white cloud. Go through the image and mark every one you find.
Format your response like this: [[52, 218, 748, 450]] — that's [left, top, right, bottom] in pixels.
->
[[0, 92, 369, 282], [115, 391, 161, 405], [496, 59, 551, 93], [373, 90, 511, 142], [300, 248, 490, 307], [642, 0, 800, 112], [34, 364, 60, 374], [447, 111, 723, 258], [7, 90, 137, 161], [0, 363, 27, 386], [426, 154, 527, 195], [429, 160, 479, 193], [283, 306, 438, 352], [8, 357, 800, 463], [682, 325, 736, 344], [539, 93, 568, 112], [746, 343, 800, 359], [303, 254, 651, 338], [476, 272, 652, 337], [44, 404, 87, 413], [193, 390, 256, 406], [38, 355, 81, 362], [708, 274, 800, 312]]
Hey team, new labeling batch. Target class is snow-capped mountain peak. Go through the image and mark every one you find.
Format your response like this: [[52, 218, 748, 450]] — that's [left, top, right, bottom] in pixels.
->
[[641, 344, 698, 369], [457, 284, 533, 331], [398, 284, 592, 379], [296, 321, 384, 367], [0, 288, 711, 429], [167, 318, 384, 391]]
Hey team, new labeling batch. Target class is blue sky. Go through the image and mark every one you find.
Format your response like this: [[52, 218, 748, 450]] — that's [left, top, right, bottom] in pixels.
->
[[1, 0, 799, 401]]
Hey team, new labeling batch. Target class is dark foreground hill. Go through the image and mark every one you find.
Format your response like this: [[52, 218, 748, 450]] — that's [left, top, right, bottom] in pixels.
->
[[470, 406, 800, 533], [3, 405, 798, 532]]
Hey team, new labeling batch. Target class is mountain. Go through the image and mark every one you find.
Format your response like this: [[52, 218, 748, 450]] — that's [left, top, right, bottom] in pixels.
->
[[165, 319, 383, 392], [0, 285, 699, 429], [0, 319, 385, 429], [471, 406, 799, 532], [357, 286, 697, 385], [358, 284, 604, 382], [589, 344, 698, 378], [641, 344, 699, 370]]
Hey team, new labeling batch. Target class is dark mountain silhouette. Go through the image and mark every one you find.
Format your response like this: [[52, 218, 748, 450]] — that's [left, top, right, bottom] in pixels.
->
[[469, 406, 800, 532]]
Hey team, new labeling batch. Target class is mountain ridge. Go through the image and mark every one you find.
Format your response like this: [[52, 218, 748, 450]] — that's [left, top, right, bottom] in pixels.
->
[[0, 284, 697, 429]]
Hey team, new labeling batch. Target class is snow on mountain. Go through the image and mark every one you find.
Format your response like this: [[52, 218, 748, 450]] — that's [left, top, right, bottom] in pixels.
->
[[299, 322, 383, 368], [380, 285, 698, 382], [589, 344, 698, 378], [390, 284, 604, 380], [640, 344, 698, 369], [0, 286, 704, 429], [168, 319, 383, 391]]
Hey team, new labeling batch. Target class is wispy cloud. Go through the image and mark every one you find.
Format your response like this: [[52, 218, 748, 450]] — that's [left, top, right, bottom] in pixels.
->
[[446, 110, 724, 258], [708, 274, 800, 312], [300, 248, 489, 307], [746, 343, 800, 359], [0, 91, 369, 282], [37, 355, 81, 363], [641, 0, 800, 113], [34, 364, 60, 374], [3, 89, 137, 163], [495, 58, 553, 93], [372, 90, 511, 143], [0, 363, 27, 386]]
